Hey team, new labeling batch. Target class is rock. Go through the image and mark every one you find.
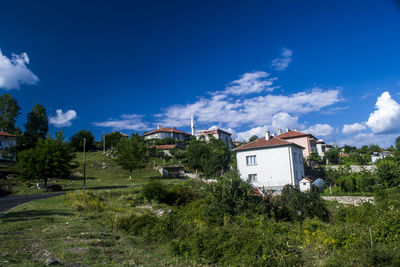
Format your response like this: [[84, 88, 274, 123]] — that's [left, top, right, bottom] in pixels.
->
[[101, 162, 108, 169], [45, 257, 60, 266], [154, 208, 172, 217], [137, 205, 153, 211]]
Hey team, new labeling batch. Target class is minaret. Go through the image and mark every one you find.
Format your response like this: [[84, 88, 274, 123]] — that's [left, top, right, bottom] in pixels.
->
[[191, 115, 195, 136]]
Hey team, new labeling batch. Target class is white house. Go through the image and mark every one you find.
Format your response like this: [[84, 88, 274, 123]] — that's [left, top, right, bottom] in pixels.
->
[[0, 131, 17, 161], [235, 131, 305, 190], [299, 177, 313, 192], [316, 139, 332, 159], [144, 126, 192, 141], [196, 126, 233, 149]]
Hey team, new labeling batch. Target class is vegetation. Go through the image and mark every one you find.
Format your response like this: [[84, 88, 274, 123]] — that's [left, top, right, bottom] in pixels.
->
[[69, 129, 95, 152], [248, 134, 259, 142], [17, 132, 74, 187], [0, 94, 21, 134], [104, 132, 127, 149], [114, 134, 149, 179], [22, 103, 49, 150], [185, 138, 231, 177], [4, 173, 400, 266]]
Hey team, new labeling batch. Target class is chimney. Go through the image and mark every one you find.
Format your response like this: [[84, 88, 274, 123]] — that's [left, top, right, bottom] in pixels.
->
[[285, 127, 289, 132], [157, 125, 160, 130], [277, 129, 282, 135], [271, 133, 275, 137], [265, 131, 270, 141]]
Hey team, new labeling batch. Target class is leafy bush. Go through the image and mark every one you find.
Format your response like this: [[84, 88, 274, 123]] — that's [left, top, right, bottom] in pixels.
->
[[273, 185, 330, 222], [141, 180, 168, 203]]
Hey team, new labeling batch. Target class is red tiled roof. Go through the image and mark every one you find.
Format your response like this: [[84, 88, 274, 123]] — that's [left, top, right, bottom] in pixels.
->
[[276, 130, 316, 140], [144, 127, 191, 136], [234, 137, 304, 151], [155, 145, 176, 150], [301, 177, 313, 182], [0, 131, 17, 137]]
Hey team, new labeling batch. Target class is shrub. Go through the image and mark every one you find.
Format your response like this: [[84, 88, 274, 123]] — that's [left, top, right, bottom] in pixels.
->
[[141, 180, 168, 203]]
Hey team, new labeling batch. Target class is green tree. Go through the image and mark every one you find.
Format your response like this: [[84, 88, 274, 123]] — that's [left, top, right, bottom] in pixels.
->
[[307, 151, 322, 164], [105, 132, 127, 149], [70, 130, 95, 152], [248, 135, 259, 142], [377, 158, 400, 187], [185, 138, 231, 177], [23, 103, 49, 149], [18, 132, 74, 187], [114, 134, 149, 179], [325, 147, 340, 164], [0, 94, 21, 134]]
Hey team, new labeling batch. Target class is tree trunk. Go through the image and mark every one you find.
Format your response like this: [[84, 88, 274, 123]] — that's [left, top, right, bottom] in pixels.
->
[[129, 170, 132, 180]]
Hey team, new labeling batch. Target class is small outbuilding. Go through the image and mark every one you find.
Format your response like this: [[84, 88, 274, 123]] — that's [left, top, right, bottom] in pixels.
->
[[299, 177, 313, 192]]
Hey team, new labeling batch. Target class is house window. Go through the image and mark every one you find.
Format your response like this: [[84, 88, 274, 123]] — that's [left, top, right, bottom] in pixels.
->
[[248, 174, 257, 182], [246, 155, 257, 165], [303, 182, 306, 186]]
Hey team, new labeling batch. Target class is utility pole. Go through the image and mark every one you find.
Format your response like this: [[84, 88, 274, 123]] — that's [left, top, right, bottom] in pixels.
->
[[83, 137, 86, 190], [103, 131, 106, 154]]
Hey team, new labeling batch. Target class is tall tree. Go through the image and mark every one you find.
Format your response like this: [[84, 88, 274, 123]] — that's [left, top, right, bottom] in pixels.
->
[[70, 130, 95, 152], [114, 134, 149, 179], [23, 103, 49, 149], [0, 94, 21, 134]]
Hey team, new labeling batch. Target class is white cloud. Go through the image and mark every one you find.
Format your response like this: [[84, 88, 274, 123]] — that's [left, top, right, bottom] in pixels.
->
[[93, 114, 151, 131], [271, 112, 300, 130], [223, 71, 277, 95], [232, 126, 269, 142], [366, 91, 400, 134], [342, 123, 366, 134], [156, 88, 341, 129], [305, 123, 334, 137], [0, 50, 39, 90], [271, 48, 293, 71], [49, 109, 77, 127]]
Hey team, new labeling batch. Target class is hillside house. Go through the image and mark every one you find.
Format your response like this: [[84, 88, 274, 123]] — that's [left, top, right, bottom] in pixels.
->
[[0, 131, 17, 162], [196, 127, 233, 149], [276, 128, 317, 159], [316, 139, 332, 159], [144, 126, 192, 141], [235, 131, 305, 190]]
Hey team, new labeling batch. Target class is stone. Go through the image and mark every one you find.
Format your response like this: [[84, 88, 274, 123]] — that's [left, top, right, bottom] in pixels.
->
[[45, 257, 60, 266], [154, 208, 172, 217]]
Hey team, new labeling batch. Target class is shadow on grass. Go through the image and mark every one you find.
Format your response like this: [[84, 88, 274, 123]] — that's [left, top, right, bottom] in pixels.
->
[[1, 209, 74, 223]]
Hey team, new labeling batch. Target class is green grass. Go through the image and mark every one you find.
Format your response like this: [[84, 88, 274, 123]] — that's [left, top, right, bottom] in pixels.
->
[[0, 190, 187, 266], [5, 152, 183, 196]]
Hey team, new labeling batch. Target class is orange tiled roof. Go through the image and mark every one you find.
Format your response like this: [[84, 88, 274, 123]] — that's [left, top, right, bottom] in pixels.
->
[[234, 137, 304, 151], [301, 177, 313, 182], [155, 144, 177, 150], [276, 130, 316, 140], [0, 131, 17, 137], [144, 127, 191, 136]]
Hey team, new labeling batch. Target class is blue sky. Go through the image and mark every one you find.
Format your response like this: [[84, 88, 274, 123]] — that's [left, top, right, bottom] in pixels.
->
[[1, 0, 400, 147]]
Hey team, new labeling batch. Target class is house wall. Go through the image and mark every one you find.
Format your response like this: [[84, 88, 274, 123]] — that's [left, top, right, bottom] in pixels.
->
[[283, 137, 316, 158], [299, 180, 311, 192], [236, 145, 304, 189]]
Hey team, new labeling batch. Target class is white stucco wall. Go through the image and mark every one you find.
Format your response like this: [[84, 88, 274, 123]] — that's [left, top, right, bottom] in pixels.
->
[[236, 145, 304, 189], [299, 179, 311, 192]]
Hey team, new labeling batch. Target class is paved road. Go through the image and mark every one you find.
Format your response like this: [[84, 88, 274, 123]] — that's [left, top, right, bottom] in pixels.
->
[[0, 192, 66, 214]]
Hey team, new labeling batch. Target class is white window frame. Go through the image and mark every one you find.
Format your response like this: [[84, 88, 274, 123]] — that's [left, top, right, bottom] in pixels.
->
[[246, 155, 257, 165], [248, 174, 257, 182]]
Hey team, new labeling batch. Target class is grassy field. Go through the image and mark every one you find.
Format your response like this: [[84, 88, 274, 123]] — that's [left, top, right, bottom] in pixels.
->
[[3, 152, 182, 196], [0, 189, 186, 266]]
